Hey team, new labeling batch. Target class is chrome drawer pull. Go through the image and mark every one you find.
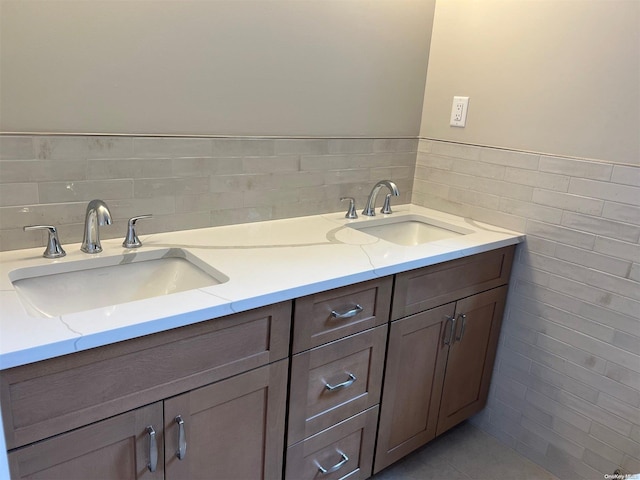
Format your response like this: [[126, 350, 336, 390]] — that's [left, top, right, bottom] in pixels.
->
[[330, 304, 363, 319], [325, 373, 357, 391], [316, 450, 349, 475], [443, 316, 456, 346], [175, 415, 187, 460], [455, 313, 467, 342], [146, 426, 158, 472]]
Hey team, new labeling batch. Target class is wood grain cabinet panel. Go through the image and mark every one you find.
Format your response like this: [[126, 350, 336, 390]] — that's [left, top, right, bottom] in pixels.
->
[[286, 406, 378, 480], [8, 402, 164, 480], [436, 286, 508, 436], [293, 277, 392, 354], [288, 325, 387, 446], [9, 360, 289, 480], [376, 247, 514, 473], [1, 302, 291, 450], [374, 303, 454, 473], [164, 359, 288, 480], [392, 246, 514, 320]]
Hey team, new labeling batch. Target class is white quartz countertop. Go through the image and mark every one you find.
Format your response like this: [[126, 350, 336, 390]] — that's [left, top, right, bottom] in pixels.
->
[[0, 204, 524, 370]]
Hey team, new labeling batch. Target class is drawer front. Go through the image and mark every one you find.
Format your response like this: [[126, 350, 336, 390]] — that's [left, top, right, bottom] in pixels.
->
[[292, 277, 392, 354], [286, 406, 378, 480], [288, 325, 387, 446], [392, 246, 515, 320], [1, 302, 291, 450]]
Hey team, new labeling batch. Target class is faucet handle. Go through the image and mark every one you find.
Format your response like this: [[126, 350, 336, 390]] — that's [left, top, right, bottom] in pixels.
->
[[381, 193, 394, 214], [340, 197, 358, 219], [122, 215, 152, 248], [24, 225, 66, 259]]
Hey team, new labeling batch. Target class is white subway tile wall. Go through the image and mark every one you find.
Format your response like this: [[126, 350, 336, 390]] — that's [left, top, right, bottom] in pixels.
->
[[0, 135, 416, 251], [414, 139, 640, 480]]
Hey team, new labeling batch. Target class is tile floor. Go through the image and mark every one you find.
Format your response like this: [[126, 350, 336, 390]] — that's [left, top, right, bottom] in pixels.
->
[[372, 422, 560, 480]]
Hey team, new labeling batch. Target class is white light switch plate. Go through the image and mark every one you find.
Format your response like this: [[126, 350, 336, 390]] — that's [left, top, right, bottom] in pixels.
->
[[450, 96, 469, 127]]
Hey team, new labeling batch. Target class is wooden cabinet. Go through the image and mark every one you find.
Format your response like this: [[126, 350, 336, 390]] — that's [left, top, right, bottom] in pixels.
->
[[2, 245, 517, 479], [8, 402, 164, 480], [374, 246, 514, 473], [285, 407, 379, 480], [9, 361, 288, 480], [287, 278, 391, 479], [373, 303, 453, 472], [2, 303, 291, 480], [436, 287, 507, 436], [292, 277, 392, 354], [391, 246, 513, 320], [288, 325, 387, 445], [163, 359, 287, 480]]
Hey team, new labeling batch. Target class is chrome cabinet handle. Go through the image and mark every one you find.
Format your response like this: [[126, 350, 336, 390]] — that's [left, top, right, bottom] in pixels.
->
[[330, 304, 363, 319], [455, 313, 467, 342], [146, 426, 158, 472], [175, 415, 187, 460], [316, 451, 349, 475], [443, 316, 456, 346], [325, 373, 357, 391]]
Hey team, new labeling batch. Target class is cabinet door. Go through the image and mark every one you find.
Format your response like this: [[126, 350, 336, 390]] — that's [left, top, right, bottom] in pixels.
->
[[373, 303, 455, 474], [164, 359, 288, 480], [436, 286, 507, 436], [8, 402, 163, 480]]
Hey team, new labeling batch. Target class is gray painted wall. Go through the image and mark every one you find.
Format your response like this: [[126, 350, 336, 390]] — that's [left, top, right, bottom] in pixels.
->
[[417, 1, 640, 478], [420, 0, 639, 165], [0, 0, 435, 137]]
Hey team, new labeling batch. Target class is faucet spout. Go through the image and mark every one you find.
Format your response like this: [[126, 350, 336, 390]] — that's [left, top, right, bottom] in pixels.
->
[[81, 199, 112, 254], [362, 180, 399, 216]]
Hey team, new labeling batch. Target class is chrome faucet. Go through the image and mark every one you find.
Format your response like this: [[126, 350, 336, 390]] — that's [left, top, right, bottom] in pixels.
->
[[81, 199, 112, 254], [362, 180, 400, 216]]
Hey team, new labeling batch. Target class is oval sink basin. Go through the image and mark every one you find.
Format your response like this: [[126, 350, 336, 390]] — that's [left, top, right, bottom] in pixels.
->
[[348, 214, 473, 246], [10, 248, 228, 318]]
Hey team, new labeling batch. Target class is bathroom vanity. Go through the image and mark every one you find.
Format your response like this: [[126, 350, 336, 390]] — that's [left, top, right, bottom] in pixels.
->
[[0, 204, 523, 479]]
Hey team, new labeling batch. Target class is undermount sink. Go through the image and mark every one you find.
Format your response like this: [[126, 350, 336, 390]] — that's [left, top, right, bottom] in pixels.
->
[[10, 248, 228, 318], [348, 214, 473, 246]]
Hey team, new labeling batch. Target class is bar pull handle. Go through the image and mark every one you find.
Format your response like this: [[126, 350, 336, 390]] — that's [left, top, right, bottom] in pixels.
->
[[175, 415, 187, 460], [316, 450, 349, 475], [330, 304, 363, 319], [443, 316, 456, 346], [455, 313, 467, 342], [146, 426, 158, 472], [325, 373, 357, 392]]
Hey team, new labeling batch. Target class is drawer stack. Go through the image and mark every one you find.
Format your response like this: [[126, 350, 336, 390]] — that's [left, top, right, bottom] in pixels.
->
[[286, 278, 392, 480]]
